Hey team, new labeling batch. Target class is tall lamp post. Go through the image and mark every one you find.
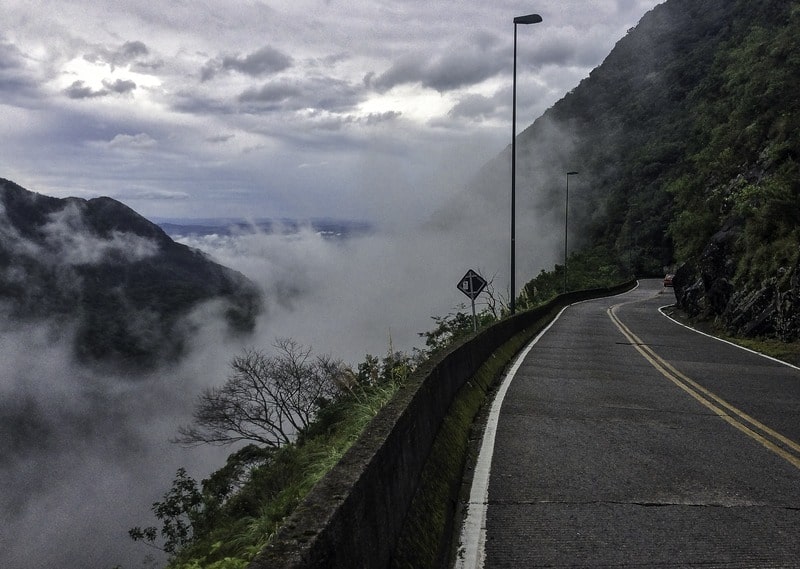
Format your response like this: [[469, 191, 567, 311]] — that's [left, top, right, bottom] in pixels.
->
[[564, 171, 579, 293], [510, 13, 542, 315]]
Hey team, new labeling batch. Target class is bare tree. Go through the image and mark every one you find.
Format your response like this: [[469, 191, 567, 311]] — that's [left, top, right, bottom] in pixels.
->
[[175, 338, 345, 448], [476, 268, 508, 319]]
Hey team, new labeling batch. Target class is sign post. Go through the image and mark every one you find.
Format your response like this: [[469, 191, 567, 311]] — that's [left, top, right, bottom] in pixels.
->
[[457, 269, 488, 331]]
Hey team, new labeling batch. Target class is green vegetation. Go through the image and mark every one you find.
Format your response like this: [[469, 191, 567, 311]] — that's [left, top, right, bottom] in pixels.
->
[[129, 348, 417, 568], [723, 337, 800, 368], [517, 246, 629, 310], [128, 257, 623, 568], [667, 3, 800, 288], [517, 0, 799, 294]]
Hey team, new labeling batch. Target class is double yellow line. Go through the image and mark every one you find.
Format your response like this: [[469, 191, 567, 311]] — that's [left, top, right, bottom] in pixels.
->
[[608, 303, 800, 471]]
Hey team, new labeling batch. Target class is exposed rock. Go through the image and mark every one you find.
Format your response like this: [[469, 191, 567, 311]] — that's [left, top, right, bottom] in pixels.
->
[[674, 224, 800, 342], [673, 219, 740, 319]]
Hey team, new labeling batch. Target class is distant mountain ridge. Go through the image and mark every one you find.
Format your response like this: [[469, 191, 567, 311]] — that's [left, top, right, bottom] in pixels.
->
[[156, 217, 372, 239], [0, 178, 261, 367]]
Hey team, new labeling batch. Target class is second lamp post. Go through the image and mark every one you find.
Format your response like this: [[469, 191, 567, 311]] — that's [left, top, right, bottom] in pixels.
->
[[564, 170, 579, 293]]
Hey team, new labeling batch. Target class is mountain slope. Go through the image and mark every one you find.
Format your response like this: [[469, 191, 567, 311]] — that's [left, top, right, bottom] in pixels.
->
[[464, 0, 799, 340], [0, 178, 262, 367]]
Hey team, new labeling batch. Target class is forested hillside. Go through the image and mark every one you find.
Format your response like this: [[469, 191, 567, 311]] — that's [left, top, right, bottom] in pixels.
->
[[0, 179, 262, 367], [491, 0, 798, 340]]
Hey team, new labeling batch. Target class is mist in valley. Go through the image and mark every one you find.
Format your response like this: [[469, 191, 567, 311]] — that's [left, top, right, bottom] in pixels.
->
[[0, 113, 576, 569]]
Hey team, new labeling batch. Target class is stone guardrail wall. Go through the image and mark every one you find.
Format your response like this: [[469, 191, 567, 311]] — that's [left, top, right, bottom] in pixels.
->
[[252, 281, 636, 569]]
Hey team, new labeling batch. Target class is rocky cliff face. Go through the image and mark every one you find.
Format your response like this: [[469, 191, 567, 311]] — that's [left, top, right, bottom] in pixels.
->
[[673, 227, 800, 342], [0, 178, 262, 367]]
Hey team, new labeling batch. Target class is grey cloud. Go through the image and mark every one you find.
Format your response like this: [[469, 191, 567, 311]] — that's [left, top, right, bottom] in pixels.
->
[[238, 76, 364, 114], [0, 38, 41, 102], [200, 61, 217, 82], [525, 26, 616, 69], [448, 93, 501, 122], [535, 40, 579, 67], [207, 134, 235, 143], [172, 91, 231, 115], [616, 0, 638, 14], [102, 78, 137, 94], [311, 77, 364, 112], [367, 34, 506, 93], [362, 111, 401, 125], [132, 59, 164, 73], [239, 82, 302, 104], [314, 110, 402, 131], [312, 52, 349, 68], [107, 133, 157, 150], [64, 78, 136, 99], [115, 40, 149, 62], [64, 80, 106, 99], [202, 45, 293, 81], [84, 40, 150, 71], [0, 39, 27, 73]]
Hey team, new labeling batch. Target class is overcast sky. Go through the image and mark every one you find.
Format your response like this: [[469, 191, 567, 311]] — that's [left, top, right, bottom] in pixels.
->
[[2, 0, 663, 223]]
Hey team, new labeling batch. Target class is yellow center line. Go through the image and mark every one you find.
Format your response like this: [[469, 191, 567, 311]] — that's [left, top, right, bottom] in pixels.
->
[[608, 303, 800, 471]]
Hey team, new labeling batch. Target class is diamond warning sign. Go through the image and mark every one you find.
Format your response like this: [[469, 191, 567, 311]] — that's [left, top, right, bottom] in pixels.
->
[[457, 269, 487, 300]]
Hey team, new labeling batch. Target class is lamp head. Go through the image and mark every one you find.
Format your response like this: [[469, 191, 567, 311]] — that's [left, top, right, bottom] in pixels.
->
[[514, 14, 543, 25], [567, 171, 579, 176]]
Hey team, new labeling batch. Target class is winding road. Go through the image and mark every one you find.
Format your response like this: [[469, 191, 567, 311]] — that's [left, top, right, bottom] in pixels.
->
[[456, 279, 800, 568]]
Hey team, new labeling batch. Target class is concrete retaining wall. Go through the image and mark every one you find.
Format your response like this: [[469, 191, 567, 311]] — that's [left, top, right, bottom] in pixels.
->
[[251, 281, 635, 569]]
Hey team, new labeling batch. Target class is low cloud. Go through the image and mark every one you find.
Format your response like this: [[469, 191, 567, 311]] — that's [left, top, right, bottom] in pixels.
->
[[0, 310, 233, 569], [64, 78, 137, 99], [64, 80, 104, 99], [107, 132, 157, 150], [361, 110, 402, 125], [83, 40, 150, 71], [366, 33, 506, 93], [103, 78, 137, 94], [201, 45, 293, 81], [206, 133, 235, 143], [0, 38, 41, 102], [43, 203, 160, 264], [0, 200, 159, 269], [448, 93, 502, 122], [238, 81, 302, 105], [238, 75, 363, 115]]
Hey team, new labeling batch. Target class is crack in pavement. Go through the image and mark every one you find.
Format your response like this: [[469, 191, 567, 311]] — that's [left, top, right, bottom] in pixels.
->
[[479, 499, 800, 510]]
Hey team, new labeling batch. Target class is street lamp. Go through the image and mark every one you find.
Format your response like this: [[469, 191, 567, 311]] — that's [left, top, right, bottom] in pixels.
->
[[564, 171, 579, 293], [510, 13, 542, 315]]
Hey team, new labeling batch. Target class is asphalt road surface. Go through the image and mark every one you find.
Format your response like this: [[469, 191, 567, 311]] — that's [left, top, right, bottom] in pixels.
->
[[456, 279, 800, 568]]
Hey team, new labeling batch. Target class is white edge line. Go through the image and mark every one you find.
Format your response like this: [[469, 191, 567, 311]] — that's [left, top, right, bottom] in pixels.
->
[[658, 305, 800, 372], [453, 308, 563, 569], [454, 281, 639, 569]]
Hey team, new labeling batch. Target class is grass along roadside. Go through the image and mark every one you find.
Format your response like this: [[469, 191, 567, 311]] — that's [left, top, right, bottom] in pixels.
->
[[662, 304, 800, 368], [163, 380, 403, 569]]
